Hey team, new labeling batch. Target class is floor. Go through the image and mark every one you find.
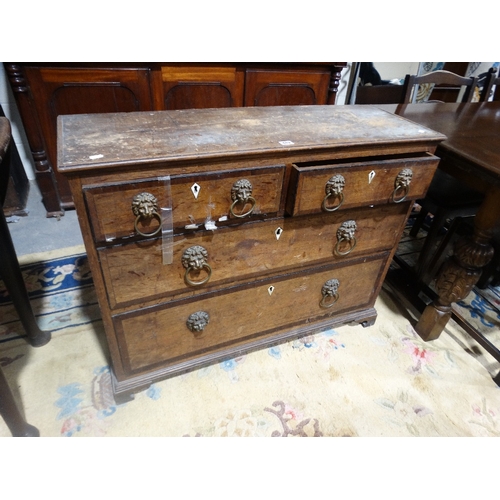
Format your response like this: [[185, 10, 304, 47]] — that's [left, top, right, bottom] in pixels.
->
[[6, 181, 84, 257]]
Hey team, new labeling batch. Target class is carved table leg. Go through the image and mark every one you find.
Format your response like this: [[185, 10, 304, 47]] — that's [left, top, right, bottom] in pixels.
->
[[415, 188, 500, 341]]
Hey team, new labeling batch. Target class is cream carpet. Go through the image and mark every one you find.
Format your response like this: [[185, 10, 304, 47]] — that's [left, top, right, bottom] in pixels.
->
[[1, 244, 500, 438]]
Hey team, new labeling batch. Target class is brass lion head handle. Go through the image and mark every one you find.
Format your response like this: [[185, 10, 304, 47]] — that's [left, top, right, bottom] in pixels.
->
[[320, 278, 340, 308], [334, 220, 357, 257], [322, 174, 345, 212], [182, 245, 212, 287], [131, 192, 162, 237], [186, 311, 210, 336], [230, 179, 256, 218], [391, 168, 413, 203]]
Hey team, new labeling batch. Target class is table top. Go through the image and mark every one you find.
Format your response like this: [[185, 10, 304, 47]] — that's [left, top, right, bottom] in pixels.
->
[[377, 102, 500, 183], [57, 105, 444, 173]]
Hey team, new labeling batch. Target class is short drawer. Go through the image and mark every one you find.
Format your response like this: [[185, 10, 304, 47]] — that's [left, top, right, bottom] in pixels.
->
[[286, 154, 439, 216], [114, 254, 386, 374], [84, 164, 285, 243], [99, 203, 407, 309]]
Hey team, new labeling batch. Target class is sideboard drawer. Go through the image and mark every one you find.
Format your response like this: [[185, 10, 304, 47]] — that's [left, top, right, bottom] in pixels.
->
[[287, 154, 439, 216], [84, 164, 285, 243], [99, 203, 407, 309], [114, 254, 387, 374]]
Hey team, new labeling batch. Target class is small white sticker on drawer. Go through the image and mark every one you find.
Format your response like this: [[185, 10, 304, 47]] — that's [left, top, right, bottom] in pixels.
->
[[279, 140, 294, 146], [89, 154, 104, 160], [205, 219, 218, 231]]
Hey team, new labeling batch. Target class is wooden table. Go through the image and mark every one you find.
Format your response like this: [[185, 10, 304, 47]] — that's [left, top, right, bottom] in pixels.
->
[[378, 102, 500, 351]]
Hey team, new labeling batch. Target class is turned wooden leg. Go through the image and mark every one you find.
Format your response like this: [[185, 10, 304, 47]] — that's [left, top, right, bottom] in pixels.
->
[[0, 211, 51, 347], [0, 366, 39, 437], [416, 188, 500, 341]]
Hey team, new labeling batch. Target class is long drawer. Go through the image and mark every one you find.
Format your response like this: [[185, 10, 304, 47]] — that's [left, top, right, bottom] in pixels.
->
[[99, 202, 408, 309], [113, 254, 387, 374], [84, 164, 285, 243], [287, 154, 439, 216]]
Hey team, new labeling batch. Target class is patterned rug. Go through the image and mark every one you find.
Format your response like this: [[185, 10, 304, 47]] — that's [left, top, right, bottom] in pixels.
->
[[1, 245, 500, 437]]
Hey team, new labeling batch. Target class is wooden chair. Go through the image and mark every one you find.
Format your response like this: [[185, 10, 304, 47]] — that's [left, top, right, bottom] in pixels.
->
[[480, 67, 500, 101], [402, 71, 483, 284], [402, 70, 479, 103]]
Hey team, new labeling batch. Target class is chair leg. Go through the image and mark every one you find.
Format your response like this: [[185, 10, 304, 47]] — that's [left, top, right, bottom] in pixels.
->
[[423, 217, 464, 284], [0, 210, 51, 347], [415, 209, 449, 283], [409, 209, 427, 237], [0, 365, 39, 437]]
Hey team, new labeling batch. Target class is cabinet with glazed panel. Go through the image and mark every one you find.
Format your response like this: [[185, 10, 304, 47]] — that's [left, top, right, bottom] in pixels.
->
[[57, 105, 445, 402]]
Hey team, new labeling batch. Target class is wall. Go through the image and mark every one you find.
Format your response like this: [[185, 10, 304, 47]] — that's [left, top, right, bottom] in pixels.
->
[[373, 62, 420, 82]]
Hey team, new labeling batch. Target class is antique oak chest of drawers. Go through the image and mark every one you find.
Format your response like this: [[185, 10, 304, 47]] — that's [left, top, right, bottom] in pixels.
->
[[57, 105, 445, 401]]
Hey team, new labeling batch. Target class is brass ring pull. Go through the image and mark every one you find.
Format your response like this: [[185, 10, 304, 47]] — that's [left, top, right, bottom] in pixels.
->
[[322, 174, 345, 212], [320, 278, 340, 308], [391, 168, 413, 204], [229, 196, 257, 218], [334, 220, 357, 257], [230, 179, 256, 218], [322, 192, 345, 212], [184, 264, 212, 287], [334, 236, 357, 256], [182, 245, 212, 287], [391, 184, 409, 204], [134, 212, 162, 237], [131, 192, 162, 237]]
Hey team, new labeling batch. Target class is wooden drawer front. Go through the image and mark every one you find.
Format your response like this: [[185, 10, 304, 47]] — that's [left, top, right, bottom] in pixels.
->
[[99, 203, 406, 309], [287, 155, 439, 216], [84, 165, 285, 243], [114, 255, 386, 373]]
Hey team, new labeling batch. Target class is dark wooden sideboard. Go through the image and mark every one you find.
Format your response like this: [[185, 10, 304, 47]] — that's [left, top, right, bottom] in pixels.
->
[[4, 63, 347, 217]]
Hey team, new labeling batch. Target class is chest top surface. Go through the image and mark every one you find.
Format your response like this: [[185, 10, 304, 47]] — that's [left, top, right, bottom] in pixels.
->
[[57, 105, 445, 173]]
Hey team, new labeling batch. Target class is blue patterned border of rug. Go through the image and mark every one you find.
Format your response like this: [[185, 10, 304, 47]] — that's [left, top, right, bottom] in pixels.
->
[[0, 253, 100, 343]]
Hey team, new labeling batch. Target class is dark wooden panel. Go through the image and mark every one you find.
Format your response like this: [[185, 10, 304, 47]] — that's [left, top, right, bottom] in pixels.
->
[[154, 65, 245, 110], [244, 69, 330, 106]]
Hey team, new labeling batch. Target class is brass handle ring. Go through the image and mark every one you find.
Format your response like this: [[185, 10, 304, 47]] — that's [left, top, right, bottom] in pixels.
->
[[323, 174, 346, 212], [334, 220, 357, 257], [320, 278, 340, 309], [322, 192, 345, 212], [391, 184, 410, 203], [184, 264, 212, 287], [391, 168, 413, 203], [133, 212, 162, 237], [229, 196, 256, 218], [334, 236, 357, 256], [320, 292, 339, 308], [182, 245, 212, 287]]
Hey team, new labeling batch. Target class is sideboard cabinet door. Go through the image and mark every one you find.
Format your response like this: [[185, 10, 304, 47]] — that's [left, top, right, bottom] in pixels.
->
[[244, 68, 331, 107], [152, 65, 245, 110]]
